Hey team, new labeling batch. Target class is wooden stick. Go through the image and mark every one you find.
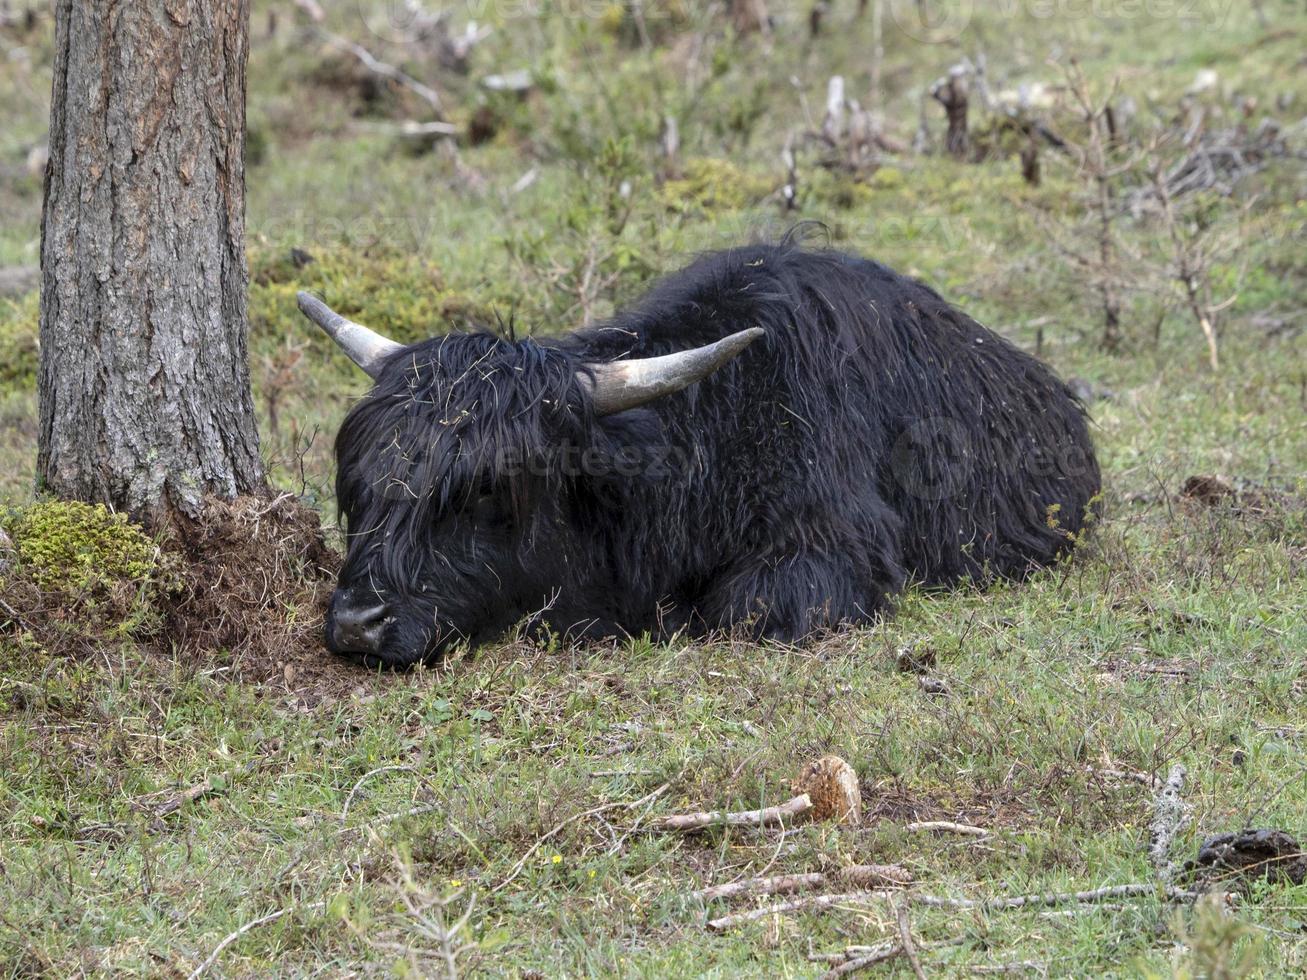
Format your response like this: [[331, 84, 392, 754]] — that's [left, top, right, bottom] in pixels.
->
[[315, 29, 445, 114], [694, 864, 911, 902], [144, 761, 258, 818], [821, 941, 902, 978], [913, 883, 1199, 910], [1148, 764, 1190, 883], [707, 890, 891, 932], [708, 883, 1199, 930], [698, 872, 825, 902], [291, 0, 323, 22], [906, 820, 990, 838], [654, 793, 812, 832], [808, 943, 888, 963], [187, 904, 322, 980], [895, 900, 928, 980], [818, 938, 967, 977]]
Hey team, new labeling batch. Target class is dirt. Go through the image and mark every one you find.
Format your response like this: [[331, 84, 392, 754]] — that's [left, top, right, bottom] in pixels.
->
[[1187, 828, 1307, 890], [158, 492, 372, 703]]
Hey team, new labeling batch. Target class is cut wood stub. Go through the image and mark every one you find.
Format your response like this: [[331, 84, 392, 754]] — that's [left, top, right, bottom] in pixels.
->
[[792, 755, 861, 824]]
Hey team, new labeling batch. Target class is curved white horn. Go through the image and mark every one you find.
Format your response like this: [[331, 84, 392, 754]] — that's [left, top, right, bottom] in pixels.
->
[[297, 292, 404, 379], [585, 327, 765, 416]]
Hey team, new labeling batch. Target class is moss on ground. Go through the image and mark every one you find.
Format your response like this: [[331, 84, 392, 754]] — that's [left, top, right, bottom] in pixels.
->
[[3, 500, 158, 594], [657, 157, 778, 215]]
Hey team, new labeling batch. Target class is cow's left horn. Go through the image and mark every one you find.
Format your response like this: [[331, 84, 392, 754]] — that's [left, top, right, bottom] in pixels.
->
[[584, 327, 766, 416], [297, 292, 404, 379]]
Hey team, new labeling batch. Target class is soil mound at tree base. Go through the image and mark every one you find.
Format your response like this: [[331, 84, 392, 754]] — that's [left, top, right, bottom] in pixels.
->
[[2, 493, 376, 701], [160, 492, 341, 681]]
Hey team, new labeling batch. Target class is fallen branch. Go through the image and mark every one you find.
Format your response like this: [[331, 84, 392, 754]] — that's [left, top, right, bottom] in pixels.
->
[[708, 882, 1200, 931], [655, 793, 811, 832], [694, 863, 911, 902], [357, 119, 460, 140], [906, 820, 990, 837], [315, 29, 445, 115], [139, 762, 258, 818], [159, 780, 219, 816], [895, 900, 927, 980], [913, 882, 1199, 911], [809, 942, 895, 964], [821, 940, 902, 978], [1148, 764, 1190, 884], [707, 889, 891, 932]]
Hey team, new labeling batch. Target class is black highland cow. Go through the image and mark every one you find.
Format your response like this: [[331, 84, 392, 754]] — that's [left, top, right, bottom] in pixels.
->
[[300, 238, 1100, 668]]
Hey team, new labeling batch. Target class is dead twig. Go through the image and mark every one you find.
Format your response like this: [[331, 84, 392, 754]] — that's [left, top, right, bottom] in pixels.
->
[[708, 890, 892, 932], [314, 28, 445, 115], [654, 793, 812, 832], [138, 761, 258, 819], [906, 820, 990, 838], [1149, 764, 1191, 884], [913, 882, 1200, 911], [821, 940, 902, 977], [1150, 164, 1222, 369], [694, 863, 912, 902], [896, 900, 928, 980], [709, 882, 1199, 931], [187, 902, 324, 980], [341, 765, 416, 825], [494, 782, 669, 892]]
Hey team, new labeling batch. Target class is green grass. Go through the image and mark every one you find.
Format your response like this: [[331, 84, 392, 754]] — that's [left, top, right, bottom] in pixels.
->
[[2, 1, 1306, 976]]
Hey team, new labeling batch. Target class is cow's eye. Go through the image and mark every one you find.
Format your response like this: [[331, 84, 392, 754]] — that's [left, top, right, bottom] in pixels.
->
[[470, 488, 507, 523]]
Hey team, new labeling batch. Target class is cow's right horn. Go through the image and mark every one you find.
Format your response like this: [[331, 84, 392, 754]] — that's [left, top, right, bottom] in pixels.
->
[[584, 327, 765, 416], [297, 292, 404, 379]]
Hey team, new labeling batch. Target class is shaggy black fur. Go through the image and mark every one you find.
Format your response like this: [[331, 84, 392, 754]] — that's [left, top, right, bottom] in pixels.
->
[[328, 238, 1100, 667]]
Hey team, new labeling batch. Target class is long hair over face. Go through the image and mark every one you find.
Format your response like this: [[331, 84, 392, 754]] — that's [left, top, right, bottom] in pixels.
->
[[333, 331, 662, 664]]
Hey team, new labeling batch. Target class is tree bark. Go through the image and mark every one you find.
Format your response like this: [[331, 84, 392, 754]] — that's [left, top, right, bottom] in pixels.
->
[[39, 0, 263, 527], [730, 0, 770, 35]]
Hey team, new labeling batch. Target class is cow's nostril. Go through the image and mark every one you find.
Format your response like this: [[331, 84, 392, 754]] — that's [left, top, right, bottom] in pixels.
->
[[332, 601, 389, 654]]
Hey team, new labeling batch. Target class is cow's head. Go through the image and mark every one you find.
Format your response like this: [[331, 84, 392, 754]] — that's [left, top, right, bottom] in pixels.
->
[[298, 293, 761, 668]]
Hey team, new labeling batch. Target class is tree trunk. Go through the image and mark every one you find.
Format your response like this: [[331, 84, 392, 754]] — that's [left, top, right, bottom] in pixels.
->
[[931, 67, 970, 160], [730, 0, 770, 35], [38, 0, 263, 528]]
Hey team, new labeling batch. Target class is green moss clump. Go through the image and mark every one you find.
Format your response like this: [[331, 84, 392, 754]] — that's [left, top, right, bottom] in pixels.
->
[[804, 170, 876, 211], [247, 244, 498, 368], [0, 291, 39, 389], [4, 501, 158, 594], [869, 166, 906, 190], [658, 158, 776, 215]]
